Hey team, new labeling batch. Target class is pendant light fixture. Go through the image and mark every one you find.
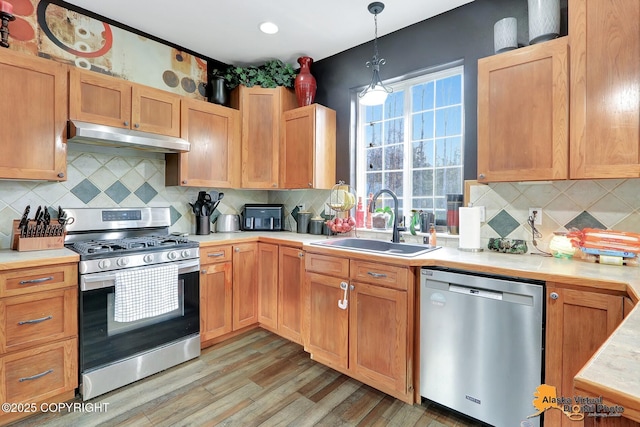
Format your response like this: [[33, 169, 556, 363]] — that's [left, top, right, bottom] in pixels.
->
[[358, 2, 392, 106]]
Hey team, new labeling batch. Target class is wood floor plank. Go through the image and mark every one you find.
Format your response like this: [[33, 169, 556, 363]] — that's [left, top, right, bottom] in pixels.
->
[[8, 330, 478, 427]]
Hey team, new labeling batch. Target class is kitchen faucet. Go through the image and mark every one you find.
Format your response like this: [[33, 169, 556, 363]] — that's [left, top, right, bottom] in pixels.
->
[[370, 189, 402, 243]]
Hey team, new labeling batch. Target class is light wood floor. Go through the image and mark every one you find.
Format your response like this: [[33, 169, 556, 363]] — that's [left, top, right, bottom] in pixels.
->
[[11, 329, 480, 427]]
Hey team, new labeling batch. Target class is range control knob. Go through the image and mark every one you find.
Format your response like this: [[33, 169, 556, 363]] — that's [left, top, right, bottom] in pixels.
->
[[98, 259, 111, 270], [167, 251, 178, 260], [117, 258, 129, 267], [143, 254, 154, 263], [181, 250, 191, 258]]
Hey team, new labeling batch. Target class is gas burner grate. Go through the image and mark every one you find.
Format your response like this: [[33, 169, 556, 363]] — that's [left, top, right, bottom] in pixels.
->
[[70, 236, 193, 256]]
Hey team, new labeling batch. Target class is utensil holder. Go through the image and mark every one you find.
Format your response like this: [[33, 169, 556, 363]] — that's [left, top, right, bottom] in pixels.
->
[[196, 215, 211, 235]]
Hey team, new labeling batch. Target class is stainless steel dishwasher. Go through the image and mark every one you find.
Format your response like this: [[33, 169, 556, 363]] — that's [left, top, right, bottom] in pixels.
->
[[420, 268, 544, 427]]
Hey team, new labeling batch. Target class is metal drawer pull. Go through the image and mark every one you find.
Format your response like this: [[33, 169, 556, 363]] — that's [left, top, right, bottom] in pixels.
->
[[19, 276, 54, 285], [18, 315, 53, 325], [367, 272, 387, 279], [207, 252, 225, 257], [19, 369, 53, 382]]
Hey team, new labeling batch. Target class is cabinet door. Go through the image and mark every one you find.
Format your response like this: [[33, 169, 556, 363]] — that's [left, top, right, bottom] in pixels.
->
[[546, 285, 623, 427], [281, 104, 336, 189], [167, 99, 240, 187], [232, 243, 258, 330], [257, 243, 279, 330], [200, 262, 233, 342], [569, 0, 640, 178], [303, 272, 349, 371], [132, 84, 181, 137], [477, 37, 568, 182], [232, 86, 296, 189], [350, 281, 407, 397], [278, 247, 304, 344], [69, 67, 131, 129], [0, 49, 67, 181]]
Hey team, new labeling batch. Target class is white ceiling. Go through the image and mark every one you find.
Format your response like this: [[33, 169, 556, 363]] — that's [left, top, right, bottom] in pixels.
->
[[63, 0, 474, 66]]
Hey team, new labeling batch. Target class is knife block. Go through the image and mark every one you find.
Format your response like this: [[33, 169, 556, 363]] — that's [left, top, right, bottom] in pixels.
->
[[11, 220, 65, 252]]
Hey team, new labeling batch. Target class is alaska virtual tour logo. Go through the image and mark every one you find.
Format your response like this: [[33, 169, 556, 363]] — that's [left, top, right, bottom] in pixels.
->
[[525, 384, 625, 422]]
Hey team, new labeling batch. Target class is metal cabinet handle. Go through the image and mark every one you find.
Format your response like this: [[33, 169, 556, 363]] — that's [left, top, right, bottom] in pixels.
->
[[18, 315, 52, 325], [182, 180, 188, 185], [478, 173, 486, 179], [234, 247, 240, 252], [272, 183, 277, 187], [19, 369, 53, 382], [134, 123, 140, 128], [19, 276, 53, 285], [550, 292, 559, 300], [298, 252, 304, 258], [208, 252, 225, 257], [124, 121, 129, 126], [200, 270, 207, 275], [308, 183, 313, 187], [57, 172, 65, 178], [367, 272, 387, 279]]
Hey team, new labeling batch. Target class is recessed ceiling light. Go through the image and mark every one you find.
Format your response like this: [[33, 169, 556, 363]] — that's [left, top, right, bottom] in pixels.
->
[[259, 22, 279, 34]]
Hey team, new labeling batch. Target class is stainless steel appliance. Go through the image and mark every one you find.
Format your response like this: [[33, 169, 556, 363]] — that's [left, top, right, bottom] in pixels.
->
[[64, 207, 200, 401], [420, 268, 544, 427], [241, 204, 284, 231]]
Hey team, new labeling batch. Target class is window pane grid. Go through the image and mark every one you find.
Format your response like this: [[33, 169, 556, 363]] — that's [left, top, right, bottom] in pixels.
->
[[358, 66, 464, 225]]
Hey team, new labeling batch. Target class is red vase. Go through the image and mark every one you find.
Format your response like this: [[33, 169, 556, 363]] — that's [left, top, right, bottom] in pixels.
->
[[295, 56, 317, 107]]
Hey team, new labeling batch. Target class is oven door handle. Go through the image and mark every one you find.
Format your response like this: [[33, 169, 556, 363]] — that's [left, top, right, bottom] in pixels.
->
[[80, 259, 200, 291]]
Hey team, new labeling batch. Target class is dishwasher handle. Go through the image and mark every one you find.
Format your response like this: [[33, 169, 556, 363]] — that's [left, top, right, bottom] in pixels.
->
[[449, 284, 503, 301]]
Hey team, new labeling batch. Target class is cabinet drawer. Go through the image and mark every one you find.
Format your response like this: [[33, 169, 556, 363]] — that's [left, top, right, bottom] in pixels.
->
[[350, 261, 409, 291], [0, 264, 77, 298], [1, 338, 78, 404], [1, 288, 77, 354], [200, 246, 232, 264], [305, 253, 349, 277]]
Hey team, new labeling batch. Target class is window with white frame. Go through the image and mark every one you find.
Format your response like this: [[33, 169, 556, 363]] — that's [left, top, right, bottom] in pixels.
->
[[356, 65, 464, 226]]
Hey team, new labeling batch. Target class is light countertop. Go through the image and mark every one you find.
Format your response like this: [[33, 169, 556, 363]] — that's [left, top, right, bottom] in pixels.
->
[[2, 231, 638, 419]]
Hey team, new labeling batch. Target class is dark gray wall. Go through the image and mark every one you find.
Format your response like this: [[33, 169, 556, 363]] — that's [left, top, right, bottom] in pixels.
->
[[312, 0, 567, 182]]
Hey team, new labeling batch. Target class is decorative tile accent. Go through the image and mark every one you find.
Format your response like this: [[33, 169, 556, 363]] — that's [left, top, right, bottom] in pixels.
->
[[71, 179, 101, 204], [564, 211, 605, 231], [105, 181, 131, 203], [488, 209, 520, 237], [134, 183, 158, 204], [169, 206, 182, 225]]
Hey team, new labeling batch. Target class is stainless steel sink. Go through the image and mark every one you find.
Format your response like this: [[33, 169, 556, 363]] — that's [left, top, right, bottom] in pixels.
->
[[310, 238, 440, 257]]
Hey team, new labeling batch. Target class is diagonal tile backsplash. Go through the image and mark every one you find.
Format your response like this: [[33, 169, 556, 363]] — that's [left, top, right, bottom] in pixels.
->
[[470, 180, 640, 252], [0, 146, 266, 249]]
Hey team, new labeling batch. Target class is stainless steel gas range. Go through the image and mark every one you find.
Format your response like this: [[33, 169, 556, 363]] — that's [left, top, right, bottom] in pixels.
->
[[64, 207, 200, 401]]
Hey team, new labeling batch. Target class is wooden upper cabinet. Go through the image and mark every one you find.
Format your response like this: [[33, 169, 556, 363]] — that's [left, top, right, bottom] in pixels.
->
[[69, 68, 181, 137], [569, 0, 640, 178], [166, 98, 240, 187], [231, 85, 297, 189], [0, 49, 67, 181], [477, 37, 569, 182], [281, 104, 336, 189]]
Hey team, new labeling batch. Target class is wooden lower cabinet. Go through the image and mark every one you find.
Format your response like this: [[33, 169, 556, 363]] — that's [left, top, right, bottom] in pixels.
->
[[303, 253, 413, 403], [0, 261, 78, 425], [349, 281, 407, 395], [232, 243, 258, 330], [304, 272, 349, 371], [545, 284, 624, 427], [200, 261, 233, 341], [278, 247, 304, 344], [257, 243, 279, 330]]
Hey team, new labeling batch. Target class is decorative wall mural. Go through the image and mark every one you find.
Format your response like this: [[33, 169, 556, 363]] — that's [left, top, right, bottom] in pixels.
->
[[6, 0, 207, 99]]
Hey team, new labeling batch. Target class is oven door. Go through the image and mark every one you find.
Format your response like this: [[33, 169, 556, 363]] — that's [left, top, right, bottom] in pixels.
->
[[79, 259, 200, 373]]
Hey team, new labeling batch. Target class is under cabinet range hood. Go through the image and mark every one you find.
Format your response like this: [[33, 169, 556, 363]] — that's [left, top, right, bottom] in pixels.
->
[[67, 120, 190, 153]]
